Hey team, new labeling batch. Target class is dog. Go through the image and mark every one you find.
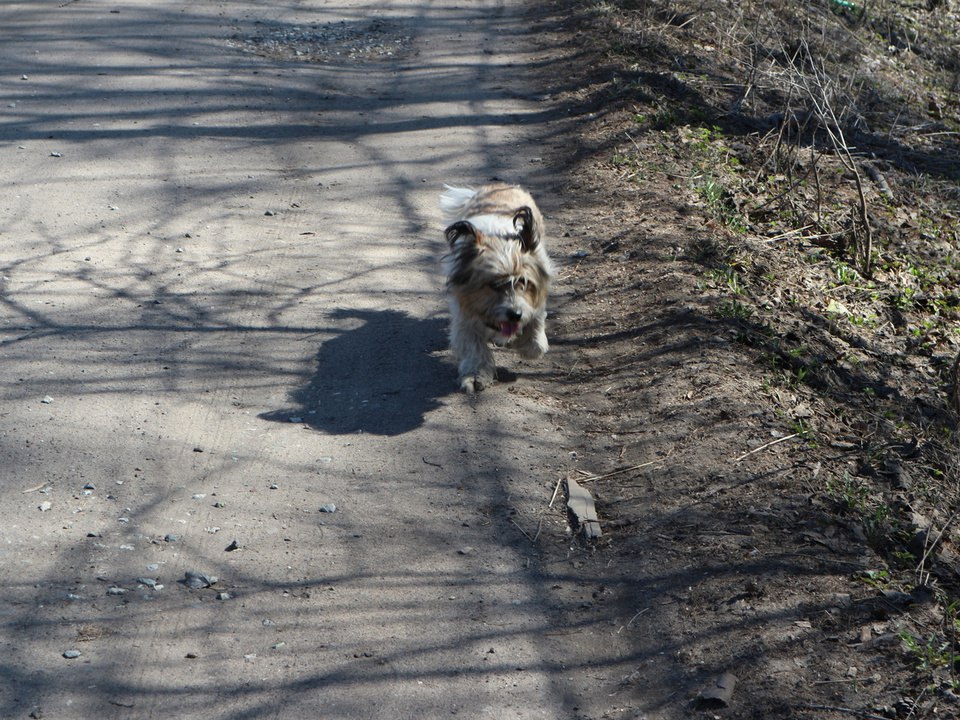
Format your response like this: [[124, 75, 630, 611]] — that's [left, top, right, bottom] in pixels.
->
[[440, 184, 554, 392]]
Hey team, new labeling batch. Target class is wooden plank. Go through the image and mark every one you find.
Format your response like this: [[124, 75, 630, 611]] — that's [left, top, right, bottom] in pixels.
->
[[566, 477, 602, 539]]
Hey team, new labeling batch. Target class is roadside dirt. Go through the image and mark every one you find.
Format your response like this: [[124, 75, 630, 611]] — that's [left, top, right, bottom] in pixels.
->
[[525, 0, 960, 718]]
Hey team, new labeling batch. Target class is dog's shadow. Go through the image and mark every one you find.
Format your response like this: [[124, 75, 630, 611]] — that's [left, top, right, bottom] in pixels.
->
[[260, 309, 451, 436]]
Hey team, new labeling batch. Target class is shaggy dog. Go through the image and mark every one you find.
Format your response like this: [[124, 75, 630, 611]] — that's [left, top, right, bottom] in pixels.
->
[[440, 184, 554, 392]]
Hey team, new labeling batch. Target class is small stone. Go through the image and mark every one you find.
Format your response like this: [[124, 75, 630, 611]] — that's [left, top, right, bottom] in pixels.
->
[[62, 650, 82, 659], [183, 571, 217, 589], [320, 503, 337, 513], [216, 592, 231, 601], [204, 526, 220, 534], [41, 396, 54, 404], [107, 587, 127, 596], [192, 493, 206, 500], [269, 483, 279, 490], [457, 547, 474, 555], [213, 501, 225, 508], [135, 577, 158, 588], [271, 642, 286, 650], [163, 534, 179, 543], [224, 540, 239, 552], [264, 209, 275, 216], [38, 501, 51, 512], [83, 483, 95, 490]]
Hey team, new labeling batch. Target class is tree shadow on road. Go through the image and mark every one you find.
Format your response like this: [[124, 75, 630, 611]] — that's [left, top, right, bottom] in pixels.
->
[[260, 308, 451, 436]]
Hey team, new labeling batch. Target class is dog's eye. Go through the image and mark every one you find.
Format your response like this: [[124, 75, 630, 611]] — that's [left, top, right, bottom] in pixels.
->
[[516, 278, 530, 291], [489, 278, 511, 291]]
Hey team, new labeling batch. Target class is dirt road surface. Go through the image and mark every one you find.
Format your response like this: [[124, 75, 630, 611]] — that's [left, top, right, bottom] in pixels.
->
[[1, 2, 641, 718]]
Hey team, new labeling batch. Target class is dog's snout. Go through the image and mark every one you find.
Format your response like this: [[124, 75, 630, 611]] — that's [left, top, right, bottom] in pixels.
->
[[506, 309, 522, 322]]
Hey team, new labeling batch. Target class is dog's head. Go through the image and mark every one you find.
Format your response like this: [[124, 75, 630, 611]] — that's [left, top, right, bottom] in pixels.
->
[[444, 208, 551, 340]]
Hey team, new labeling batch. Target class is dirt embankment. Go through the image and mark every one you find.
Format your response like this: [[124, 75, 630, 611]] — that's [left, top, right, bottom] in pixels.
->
[[533, 0, 960, 717]]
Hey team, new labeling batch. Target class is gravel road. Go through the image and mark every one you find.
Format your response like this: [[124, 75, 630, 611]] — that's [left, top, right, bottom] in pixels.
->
[[0, 2, 629, 718]]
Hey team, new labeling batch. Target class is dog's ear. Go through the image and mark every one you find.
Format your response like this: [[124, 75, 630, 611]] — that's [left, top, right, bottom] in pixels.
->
[[513, 207, 539, 252], [445, 221, 478, 247]]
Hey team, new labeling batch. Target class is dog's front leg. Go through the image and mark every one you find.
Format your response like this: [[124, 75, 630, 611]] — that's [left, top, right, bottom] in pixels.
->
[[457, 340, 495, 392], [450, 315, 495, 392]]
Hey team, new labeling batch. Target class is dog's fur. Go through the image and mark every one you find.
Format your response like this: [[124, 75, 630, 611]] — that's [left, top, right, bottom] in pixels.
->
[[440, 184, 554, 392]]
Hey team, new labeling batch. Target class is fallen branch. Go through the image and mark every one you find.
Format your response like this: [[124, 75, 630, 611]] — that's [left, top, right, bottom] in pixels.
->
[[732, 433, 799, 463], [549, 477, 564, 508], [617, 607, 651, 634], [574, 460, 659, 483], [795, 704, 890, 720], [510, 518, 534, 543]]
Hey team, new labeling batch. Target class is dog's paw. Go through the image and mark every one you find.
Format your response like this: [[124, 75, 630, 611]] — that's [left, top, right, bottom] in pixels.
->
[[517, 343, 546, 360], [460, 371, 496, 393], [517, 332, 548, 360], [460, 375, 486, 393]]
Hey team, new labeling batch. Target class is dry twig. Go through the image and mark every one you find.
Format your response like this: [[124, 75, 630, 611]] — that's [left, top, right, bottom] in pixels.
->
[[732, 433, 799, 463], [574, 460, 659, 483]]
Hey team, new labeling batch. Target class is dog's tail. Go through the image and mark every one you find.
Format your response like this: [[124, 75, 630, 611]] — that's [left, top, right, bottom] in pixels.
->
[[439, 185, 478, 223]]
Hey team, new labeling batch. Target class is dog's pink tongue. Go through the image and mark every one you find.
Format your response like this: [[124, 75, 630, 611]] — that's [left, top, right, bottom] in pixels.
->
[[500, 321, 521, 337]]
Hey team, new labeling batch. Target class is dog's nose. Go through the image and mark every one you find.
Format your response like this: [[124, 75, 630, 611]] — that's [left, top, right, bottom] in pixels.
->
[[506, 309, 522, 322]]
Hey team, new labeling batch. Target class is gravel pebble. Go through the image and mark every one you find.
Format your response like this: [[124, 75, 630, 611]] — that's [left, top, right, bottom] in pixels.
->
[[183, 571, 217, 589], [228, 19, 412, 64]]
